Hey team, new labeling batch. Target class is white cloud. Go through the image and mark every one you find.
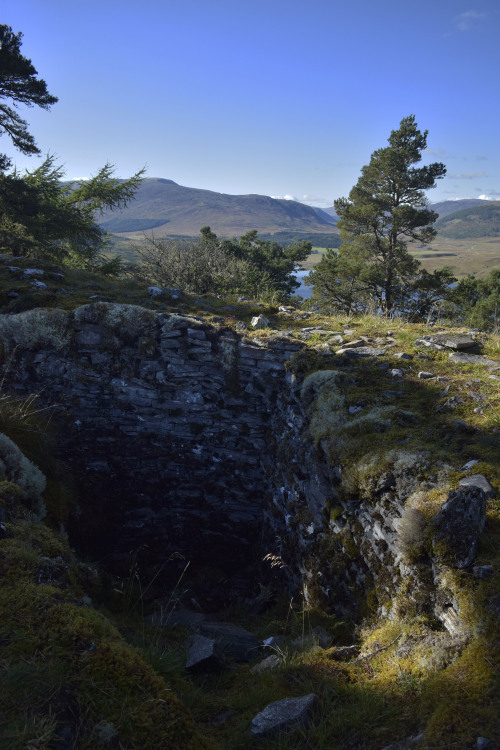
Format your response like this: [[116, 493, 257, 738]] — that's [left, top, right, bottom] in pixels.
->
[[478, 192, 500, 200], [271, 194, 298, 202], [451, 172, 487, 179], [454, 10, 487, 31]]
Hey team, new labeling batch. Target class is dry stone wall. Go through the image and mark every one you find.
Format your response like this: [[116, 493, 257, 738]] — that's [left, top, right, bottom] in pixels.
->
[[0, 304, 303, 598], [0, 303, 488, 626]]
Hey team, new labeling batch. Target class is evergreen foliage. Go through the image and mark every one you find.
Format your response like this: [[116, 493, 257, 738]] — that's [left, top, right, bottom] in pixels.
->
[[309, 116, 448, 316], [0, 155, 144, 268], [0, 24, 58, 159]]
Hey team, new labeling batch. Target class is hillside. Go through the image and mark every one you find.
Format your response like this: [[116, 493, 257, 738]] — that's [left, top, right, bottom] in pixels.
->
[[435, 201, 500, 238], [431, 198, 485, 219], [98, 178, 340, 239]]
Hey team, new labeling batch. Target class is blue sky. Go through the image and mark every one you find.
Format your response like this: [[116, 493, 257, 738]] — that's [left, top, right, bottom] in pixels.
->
[[2, 0, 499, 207]]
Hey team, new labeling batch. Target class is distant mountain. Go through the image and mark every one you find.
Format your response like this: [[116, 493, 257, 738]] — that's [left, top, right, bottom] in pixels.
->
[[435, 201, 500, 238], [98, 178, 339, 239], [311, 206, 338, 223], [430, 199, 485, 219]]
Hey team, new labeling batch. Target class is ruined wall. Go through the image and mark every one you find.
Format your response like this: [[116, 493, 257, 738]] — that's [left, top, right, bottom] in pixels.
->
[[0, 304, 303, 597], [0, 303, 487, 625]]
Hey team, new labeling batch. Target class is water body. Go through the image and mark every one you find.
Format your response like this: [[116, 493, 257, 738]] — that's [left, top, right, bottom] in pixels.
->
[[294, 269, 313, 299]]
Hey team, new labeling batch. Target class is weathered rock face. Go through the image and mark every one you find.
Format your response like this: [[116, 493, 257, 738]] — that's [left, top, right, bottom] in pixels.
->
[[265, 365, 488, 635]]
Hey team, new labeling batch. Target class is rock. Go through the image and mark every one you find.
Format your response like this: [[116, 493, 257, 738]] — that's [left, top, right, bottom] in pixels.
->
[[251, 314, 270, 329], [449, 352, 499, 367], [198, 621, 259, 661], [428, 334, 478, 350], [235, 321, 248, 330], [31, 280, 47, 289], [165, 287, 182, 299], [148, 286, 164, 297], [349, 405, 363, 415], [336, 346, 385, 357], [250, 654, 281, 674], [476, 738, 494, 750], [472, 565, 494, 579], [249, 693, 317, 737], [439, 396, 464, 410], [418, 371, 435, 379], [450, 419, 479, 433], [395, 352, 412, 360], [23, 268, 44, 277], [462, 460, 479, 470], [339, 339, 365, 349], [433, 485, 487, 568], [389, 369, 404, 378], [459, 474, 496, 499], [185, 635, 225, 673]]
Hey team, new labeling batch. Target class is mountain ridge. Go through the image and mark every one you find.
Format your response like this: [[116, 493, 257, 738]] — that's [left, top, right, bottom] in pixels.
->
[[99, 177, 339, 238]]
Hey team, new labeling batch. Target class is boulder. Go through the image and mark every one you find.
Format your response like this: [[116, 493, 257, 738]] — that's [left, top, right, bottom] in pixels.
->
[[251, 315, 270, 329], [249, 694, 317, 737], [198, 621, 259, 661]]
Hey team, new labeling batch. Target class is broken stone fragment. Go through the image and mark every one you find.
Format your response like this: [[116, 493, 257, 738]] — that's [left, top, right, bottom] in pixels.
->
[[249, 693, 317, 737], [185, 634, 225, 673], [418, 371, 435, 379]]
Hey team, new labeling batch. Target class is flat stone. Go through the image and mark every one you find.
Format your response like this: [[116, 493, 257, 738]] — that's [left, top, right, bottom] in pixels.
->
[[336, 346, 385, 357], [418, 371, 435, 379], [339, 339, 365, 349], [428, 334, 478, 350], [249, 694, 317, 737], [449, 352, 499, 367]]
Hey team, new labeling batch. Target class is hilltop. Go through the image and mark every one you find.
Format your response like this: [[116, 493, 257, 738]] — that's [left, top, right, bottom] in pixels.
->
[[98, 177, 340, 239]]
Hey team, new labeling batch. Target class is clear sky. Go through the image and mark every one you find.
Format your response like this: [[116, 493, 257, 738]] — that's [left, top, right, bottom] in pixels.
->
[[2, 0, 499, 207]]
